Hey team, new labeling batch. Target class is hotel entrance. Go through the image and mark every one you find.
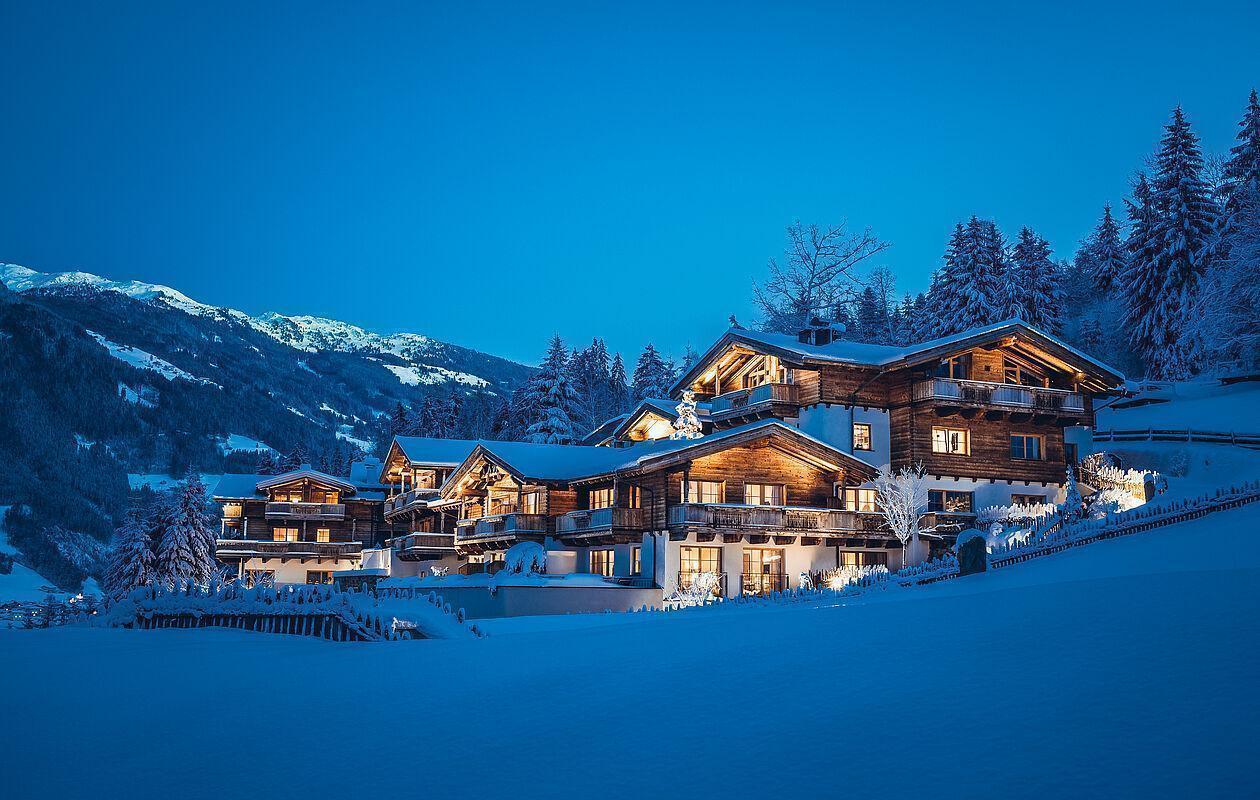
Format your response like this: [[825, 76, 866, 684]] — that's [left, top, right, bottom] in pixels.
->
[[742, 548, 786, 595]]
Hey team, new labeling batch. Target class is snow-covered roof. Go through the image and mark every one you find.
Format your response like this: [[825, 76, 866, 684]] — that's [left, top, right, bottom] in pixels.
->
[[213, 464, 384, 501], [444, 420, 878, 489], [391, 437, 482, 467], [580, 413, 630, 446], [672, 319, 1125, 394]]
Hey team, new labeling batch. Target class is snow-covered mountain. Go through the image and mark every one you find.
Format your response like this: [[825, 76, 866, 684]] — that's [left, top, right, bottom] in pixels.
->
[[0, 264, 507, 389]]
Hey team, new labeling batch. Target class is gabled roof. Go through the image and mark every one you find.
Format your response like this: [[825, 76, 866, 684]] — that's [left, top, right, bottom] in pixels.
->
[[671, 320, 1125, 394], [213, 466, 364, 501], [580, 413, 630, 446], [441, 419, 878, 494], [390, 437, 481, 467], [607, 397, 712, 443]]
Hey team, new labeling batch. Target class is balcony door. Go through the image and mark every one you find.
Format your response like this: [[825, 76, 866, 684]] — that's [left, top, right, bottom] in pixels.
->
[[742, 548, 786, 596], [679, 546, 722, 595]]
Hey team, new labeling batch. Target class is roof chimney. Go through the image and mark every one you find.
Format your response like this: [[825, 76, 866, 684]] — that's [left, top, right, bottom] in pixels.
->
[[797, 317, 844, 346]]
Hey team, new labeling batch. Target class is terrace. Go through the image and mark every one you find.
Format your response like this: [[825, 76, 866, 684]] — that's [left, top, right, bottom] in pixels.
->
[[912, 377, 1085, 414]]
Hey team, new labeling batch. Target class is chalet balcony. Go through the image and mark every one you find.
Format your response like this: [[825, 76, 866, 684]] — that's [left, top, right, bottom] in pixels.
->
[[391, 532, 457, 561], [709, 382, 799, 423], [667, 503, 866, 535], [556, 507, 647, 535], [455, 513, 549, 542], [214, 539, 363, 560], [264, 502, 346, 520], [385, 488, 440, 517], [912, 378, 1085, 415]]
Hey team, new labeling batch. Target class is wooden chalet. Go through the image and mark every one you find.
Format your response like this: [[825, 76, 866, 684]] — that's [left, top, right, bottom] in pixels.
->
[[213, 463, 407, 585]]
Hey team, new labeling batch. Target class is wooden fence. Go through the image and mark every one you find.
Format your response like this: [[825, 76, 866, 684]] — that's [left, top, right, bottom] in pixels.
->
[[126, 610, 388, 641], [1095, 428, 1260, 447]]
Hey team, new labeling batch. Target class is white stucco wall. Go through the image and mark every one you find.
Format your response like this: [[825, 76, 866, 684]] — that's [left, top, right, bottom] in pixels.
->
[[796, 404, 890, 468], [239, 556, 361, 585]]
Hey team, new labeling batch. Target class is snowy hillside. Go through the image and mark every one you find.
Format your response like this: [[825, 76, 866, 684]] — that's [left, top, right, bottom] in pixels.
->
[[0, 263, 529, 392], [1098, 379, 1260, 433]]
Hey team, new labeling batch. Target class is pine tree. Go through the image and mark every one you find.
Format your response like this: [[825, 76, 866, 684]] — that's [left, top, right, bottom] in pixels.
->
[[104, 491, 158, 602], [1081, 205, 1128, 295], [388, 402, 409, 437], [854, 286, 888, 344], [1008, 227, 1061, 333], [1187, 181, 1260, 372], [155, 472, 218, 589], [1224, 89, 1260, 204], [608, 353, 629, 414], [279, 446, 307, 472], [1078, 317, 1105, 354], [669, 390, 704, 439], [525, 335, 580, 444], [1124, 108, 1219, 378], [631, 343, 672, 403], [255, 450, 276, 475], [932, 219, 1003, 336]]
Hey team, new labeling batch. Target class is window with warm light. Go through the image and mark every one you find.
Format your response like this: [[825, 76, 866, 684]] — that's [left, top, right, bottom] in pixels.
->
[[223, 503, 242, 518], [589, 549, 615, 577], [932, 427, 970, 455], [626, 486, 641, 509], [680, 546, 721, 576], [928, 490, 974, 513], [521, 491, 540, 514], [315, 528, 331, 543], [273, 527, 298, 542], [839, 551, 888, 567], [589, 488, 613, 509], [685, 480, 724, 504], [853, 422, 872, 451], [631, 546, 641, 576], [744, 483, 784, 506], [840, 487, 879, 512]]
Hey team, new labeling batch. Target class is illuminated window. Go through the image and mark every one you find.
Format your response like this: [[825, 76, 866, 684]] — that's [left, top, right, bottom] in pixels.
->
[[275, 490, 303, 503], [589, 549, 615, 577], [840, 488, 878, 512], [521, 492, 540, 514], [631, 546, 642, 576], [310, 490, 340, 504], [273, 527, 298, 542], [315, 528, 331, 543], [932, 427, 970, 455], [626, 486, 641, 509], [1010, 434, 1044, 460], [679, 546, 721, 593], [305, 570, 333, 584], [839, 551, 888, 567], [223, 503, 242, 518], [685, 480, 724, 504], [744, 483, 784, 506], [853, 423, 873, 451], [928, 490, 973, 513], [589, 488, 614, 509]]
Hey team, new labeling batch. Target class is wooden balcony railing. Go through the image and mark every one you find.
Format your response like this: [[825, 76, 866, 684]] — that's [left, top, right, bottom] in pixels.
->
[[390, 533, 457, 559], [667, 503, 863, 533], [455, 513, 549, 540], [264, 502, 346, 520], [912, 378, 1084, 413], [709, 382, 799, 419], [214, 539, 363, 558], [556, 507, 647, 534]]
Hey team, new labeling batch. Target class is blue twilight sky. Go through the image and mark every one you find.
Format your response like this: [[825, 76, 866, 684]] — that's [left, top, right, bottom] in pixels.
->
[[1, 1, 1257, 365]]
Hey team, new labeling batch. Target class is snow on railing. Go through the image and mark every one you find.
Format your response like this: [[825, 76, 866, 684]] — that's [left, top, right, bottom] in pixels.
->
[[976, 502, 1058, 527], [989, 481, 1260, 566], [103, 580, 483, 641]]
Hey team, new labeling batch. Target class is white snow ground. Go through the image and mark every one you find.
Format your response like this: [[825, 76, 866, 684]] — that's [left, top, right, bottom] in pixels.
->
[[86, 330, 221, 387], [2, 496, 1257, 798]]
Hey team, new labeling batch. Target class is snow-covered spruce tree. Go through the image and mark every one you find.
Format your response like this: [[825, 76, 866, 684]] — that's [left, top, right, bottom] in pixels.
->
[[932, 218, 1003, 336], [104, 492, 158, 602], [155, 472, 219, 589], [1077, 317, 1105, 354], [1223, 89, 1260, 211], [1082, 205, 1128, 295], [630, 343, 673, 403], [1123, 109, 1219, 379], [873, 463, 929, 567], [670, 390, 704, 440], [1062, 465, 1085, 521], [607, 353, 630, 415], [854, 286, 889, 344], [1008, 227, 1061, 333], [1187, 181, 1260, 372], [752, 220, 890, 334], [524, 335, 581, 444]]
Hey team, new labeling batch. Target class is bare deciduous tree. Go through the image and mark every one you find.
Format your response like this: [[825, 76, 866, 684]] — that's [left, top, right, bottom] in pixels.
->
[[874, 462, 929, 566], [753, 220, 891, 334]]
